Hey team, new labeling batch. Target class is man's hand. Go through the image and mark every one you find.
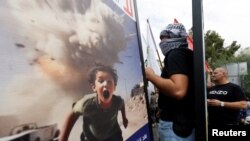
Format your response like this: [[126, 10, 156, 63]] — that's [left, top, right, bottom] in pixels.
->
[[207, 99, 221, 107], [145, 67, 155, 80]]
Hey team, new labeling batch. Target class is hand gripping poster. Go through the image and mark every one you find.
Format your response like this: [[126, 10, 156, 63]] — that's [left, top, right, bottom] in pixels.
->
[[0, 0, 152, 141]]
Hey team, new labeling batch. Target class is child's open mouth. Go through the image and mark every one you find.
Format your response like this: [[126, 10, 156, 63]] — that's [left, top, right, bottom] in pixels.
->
[[103, 90, 110, 99]]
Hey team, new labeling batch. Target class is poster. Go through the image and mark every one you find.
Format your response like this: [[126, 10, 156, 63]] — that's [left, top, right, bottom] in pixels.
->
[[0, 0, 152, 140]]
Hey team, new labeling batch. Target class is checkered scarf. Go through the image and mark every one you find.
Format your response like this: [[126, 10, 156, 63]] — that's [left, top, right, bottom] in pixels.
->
[[159, 23, 188, 56], [159, 37, 188, 56]]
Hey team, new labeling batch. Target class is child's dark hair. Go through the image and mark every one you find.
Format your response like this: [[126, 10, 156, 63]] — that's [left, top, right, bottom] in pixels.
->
[[88, 63, 118, 85]]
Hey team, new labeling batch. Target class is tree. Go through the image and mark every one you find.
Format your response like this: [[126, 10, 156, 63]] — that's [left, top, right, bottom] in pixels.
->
[[205, 31, 250, 97], [227, 49, 250, 98], [205, 30, 241, 68]]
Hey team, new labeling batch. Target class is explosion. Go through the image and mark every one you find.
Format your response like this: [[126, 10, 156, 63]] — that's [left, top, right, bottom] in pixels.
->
[[0, 0, 127, 137]]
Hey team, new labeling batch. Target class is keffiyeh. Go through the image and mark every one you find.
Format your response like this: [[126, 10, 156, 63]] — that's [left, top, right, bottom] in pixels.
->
[[159, 38, 188, 56], [159, 23, 188, 56]]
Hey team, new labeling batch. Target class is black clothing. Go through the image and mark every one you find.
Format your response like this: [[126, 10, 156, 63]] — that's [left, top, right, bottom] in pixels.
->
[[207, 82, 246, 125], [73, 94, 124, 141], [158, 48, 195, 137]]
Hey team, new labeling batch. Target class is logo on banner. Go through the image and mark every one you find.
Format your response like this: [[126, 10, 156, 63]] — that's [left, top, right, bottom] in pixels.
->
[[113, 0, 135, 21]]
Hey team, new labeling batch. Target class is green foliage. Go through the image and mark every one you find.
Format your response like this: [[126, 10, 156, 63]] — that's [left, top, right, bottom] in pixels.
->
[[205, 30, 241, 68], [233, 52, 250, 97], [240, 74, 250, 98]]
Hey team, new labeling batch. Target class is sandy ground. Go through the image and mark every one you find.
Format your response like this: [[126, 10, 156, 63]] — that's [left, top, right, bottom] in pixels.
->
[[0, 93, 149, 141]]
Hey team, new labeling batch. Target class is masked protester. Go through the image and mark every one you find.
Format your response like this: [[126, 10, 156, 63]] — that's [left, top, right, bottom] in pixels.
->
[[145, 23, 195, 141]]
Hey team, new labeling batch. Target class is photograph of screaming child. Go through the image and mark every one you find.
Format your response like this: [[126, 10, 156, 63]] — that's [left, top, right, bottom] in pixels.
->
[[60, 63, 128, 141]]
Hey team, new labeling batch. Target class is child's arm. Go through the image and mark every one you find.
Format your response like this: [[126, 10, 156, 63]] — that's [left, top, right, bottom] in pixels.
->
[[121, 103, 128, 128], [59, 111, 80, 141]]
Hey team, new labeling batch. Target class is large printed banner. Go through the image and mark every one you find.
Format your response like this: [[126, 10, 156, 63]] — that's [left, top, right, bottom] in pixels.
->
[[113, 0, 136, 21], [0, 0, 151, 140]]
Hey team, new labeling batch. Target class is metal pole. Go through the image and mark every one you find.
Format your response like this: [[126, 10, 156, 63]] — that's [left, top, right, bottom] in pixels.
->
[[147, 19, 163, 70], [192, 0, 208, 140]]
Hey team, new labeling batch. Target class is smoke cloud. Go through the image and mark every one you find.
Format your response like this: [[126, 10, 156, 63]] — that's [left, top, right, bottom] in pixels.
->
[[0, 0, 127, 137]]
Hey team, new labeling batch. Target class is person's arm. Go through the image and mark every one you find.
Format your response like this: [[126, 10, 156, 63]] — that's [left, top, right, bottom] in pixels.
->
[[207, 99, 248, 110], [145, 67, 188, 100], [121, 103, 128, 128], [59, 111, 80, 141]]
